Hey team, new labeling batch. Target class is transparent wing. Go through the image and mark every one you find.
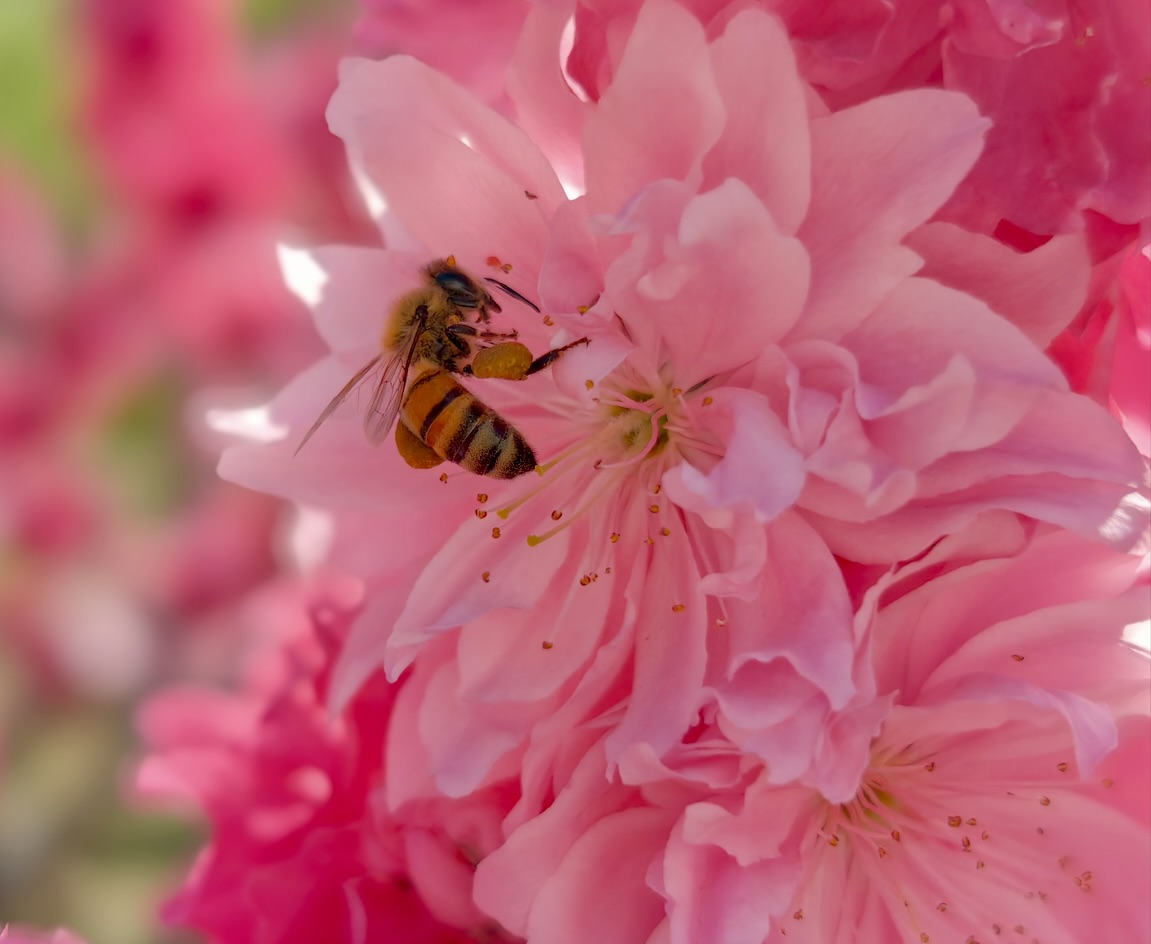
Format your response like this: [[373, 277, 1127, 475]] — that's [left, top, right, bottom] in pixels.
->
[[363, 306, 427, 445], [293, 354, 385, 456]]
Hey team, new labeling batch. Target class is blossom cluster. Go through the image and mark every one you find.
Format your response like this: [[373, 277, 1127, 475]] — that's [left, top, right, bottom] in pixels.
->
[[140, 1, 1149, 942]]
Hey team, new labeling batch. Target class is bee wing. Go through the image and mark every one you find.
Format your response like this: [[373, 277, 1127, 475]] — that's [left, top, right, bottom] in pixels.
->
[[362, 305, 428, 446], [293, 354, 385, 456]]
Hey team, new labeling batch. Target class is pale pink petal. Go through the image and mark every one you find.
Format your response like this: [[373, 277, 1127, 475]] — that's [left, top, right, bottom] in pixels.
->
[[794, 90, 990, 341]]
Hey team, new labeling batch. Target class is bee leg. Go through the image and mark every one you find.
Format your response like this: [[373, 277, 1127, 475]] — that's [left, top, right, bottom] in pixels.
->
[[523, 337, 590, 376], [395, 420, 445, 469], [476, 329, 519, 342]]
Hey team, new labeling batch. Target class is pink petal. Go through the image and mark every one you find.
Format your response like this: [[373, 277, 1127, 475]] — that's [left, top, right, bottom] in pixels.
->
[[582, 0, 723, 215], [794, 89, 990, 341]]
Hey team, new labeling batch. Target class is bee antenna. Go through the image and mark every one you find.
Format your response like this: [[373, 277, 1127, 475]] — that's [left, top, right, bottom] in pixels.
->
[[484, 277, 541, 313]]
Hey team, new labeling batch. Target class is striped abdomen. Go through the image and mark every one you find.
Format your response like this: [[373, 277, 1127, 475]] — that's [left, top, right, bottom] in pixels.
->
[[402, 368, 537, 478]]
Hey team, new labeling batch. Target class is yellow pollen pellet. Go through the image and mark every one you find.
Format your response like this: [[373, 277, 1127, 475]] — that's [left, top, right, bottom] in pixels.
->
[[543, 315, 555, 326], [476, 493, 489, 504], [551, 510, 563, 521], [948, 816, 962, 828], [1056, 762, 1068, 772], [703, 396, 714, 406], [541, 640, 554, 649], [660, 527, 671, 536], [439, 472, 449, 483], [580, 575, 592, 586], [672, 603, 685, 612], [577, 304, 589, 314], [481, 571, 491, 583], [610, 532, 620, 543], [1011, 653, 1025, 662], [1039, 796, 1051, 806], [475, 509, 488, 519], [649, 504, 660, 513], [491, 527, 501, 539]]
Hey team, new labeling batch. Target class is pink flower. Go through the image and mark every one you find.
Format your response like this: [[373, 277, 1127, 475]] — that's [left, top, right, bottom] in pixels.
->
[[224, 1, 1147, 803], [472, 524, 1151, 944], [137, 576, 516, 943]]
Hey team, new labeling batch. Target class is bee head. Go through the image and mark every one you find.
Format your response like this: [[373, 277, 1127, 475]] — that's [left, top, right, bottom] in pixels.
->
[[427, 259, 500, 313]]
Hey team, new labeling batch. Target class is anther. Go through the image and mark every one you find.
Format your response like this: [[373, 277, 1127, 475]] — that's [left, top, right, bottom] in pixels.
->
[[577, 305, 589, 314], [703, 396, 713, 406], [1102, 778, 1114, 787], [486, 256, 501, 267], [491, 527, 501, 539], [649, 504, 660, 513], [1011, 654, 1025, 662], [551, 510, 563, 521], [585, 379, 594, 390], [948, 816, 962, 828], [475, 509, 488, 519], [476, 493, 488, 503], [1056, 762, 1068, 772], [541, 640, 554, 649], [925, 762, 936, 772], [672, 603, 685, 612], [580, 575, 592, 586], [439, 472, 449, 483], [542, 315, 555, 326], [481, 571, 491, 583], [672, 387, 682, 397], [1039, 796, 1051, 806], [610, 532, 620, 543], [652, 484, 661, 494], [660, 527, 671, 536]]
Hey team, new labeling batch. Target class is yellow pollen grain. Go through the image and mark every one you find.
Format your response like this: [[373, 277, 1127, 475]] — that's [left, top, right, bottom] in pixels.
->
[[610, 532, 620, 543], [703, 396, 714, 406], [439, 472, 449, 483], [551, 510, 563, 521], [948, 816, 962, 828], [1011, 654, 1025, 662], [476, 493, 489, 504], [543, 315, 555, 326], [541, 640, 554, 649], [649, 504, 660, 513], [491, 527, 501, 539], [1057, 762, 1068, 772], [660, 527, 671, 536], [672, 603, 685, 613], [1039, 796, 1051, 806], [475, 509, 488, 519], [481, 571, 491, 583]]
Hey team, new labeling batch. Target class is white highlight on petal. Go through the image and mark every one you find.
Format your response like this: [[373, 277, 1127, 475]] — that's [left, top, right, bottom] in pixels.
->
[[1123, 618, 1151, 654], [559, 15, 589, 103], [283, 505, 335, 572], [348, 152, 388, 218], [206, 404, 288, 443], [457, 132, 476, 150], [277, 244, 328, 308]]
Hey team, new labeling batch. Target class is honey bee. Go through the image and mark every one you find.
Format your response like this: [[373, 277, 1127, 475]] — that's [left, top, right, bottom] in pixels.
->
[[296, 257, 588, 478]]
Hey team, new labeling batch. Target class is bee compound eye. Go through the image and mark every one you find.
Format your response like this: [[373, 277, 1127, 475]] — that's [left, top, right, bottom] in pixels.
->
[[435, 272, 481, 306]]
